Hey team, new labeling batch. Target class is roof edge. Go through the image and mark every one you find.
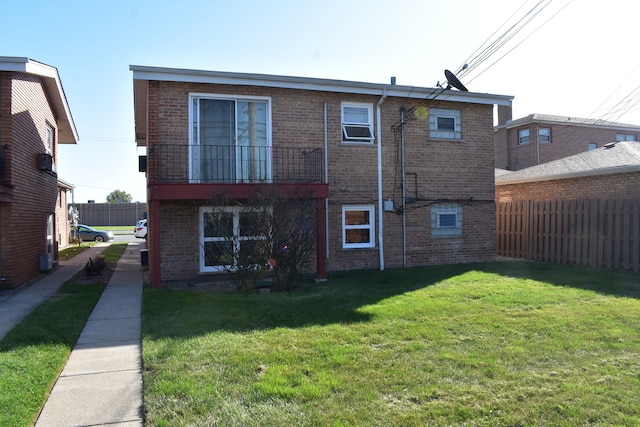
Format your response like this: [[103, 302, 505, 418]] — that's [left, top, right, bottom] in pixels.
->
[[130, 65, 513, 106], [496, 164, 640, 185]]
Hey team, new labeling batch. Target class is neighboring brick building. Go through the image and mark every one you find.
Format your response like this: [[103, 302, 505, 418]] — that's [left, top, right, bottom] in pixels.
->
[[494, 104, 640, 171], [131, 66, 512, 287], [495, 141, 640, 201], [0, 57, 78, 287]]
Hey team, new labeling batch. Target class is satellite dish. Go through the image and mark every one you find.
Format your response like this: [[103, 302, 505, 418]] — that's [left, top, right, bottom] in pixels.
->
[[444, 69, 468, 92]]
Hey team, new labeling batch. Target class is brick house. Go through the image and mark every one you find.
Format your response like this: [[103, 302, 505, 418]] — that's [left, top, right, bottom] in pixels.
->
[[131, 65, 512, 288], [495, 104, 640, 171], [496, 140, 640, 201], [0, 57, 78, 287]]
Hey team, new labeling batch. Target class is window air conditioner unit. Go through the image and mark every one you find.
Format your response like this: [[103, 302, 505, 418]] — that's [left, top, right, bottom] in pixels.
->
[[38, 153, 53, 171]]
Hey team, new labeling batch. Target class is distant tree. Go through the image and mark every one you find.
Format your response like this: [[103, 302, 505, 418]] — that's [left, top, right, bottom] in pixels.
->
[[106, 189, 133, 203]]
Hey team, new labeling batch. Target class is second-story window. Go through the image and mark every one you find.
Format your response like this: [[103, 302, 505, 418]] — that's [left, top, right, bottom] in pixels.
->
[[191, 94, 271, 183], [518, 128, 530, 145], [429, 108, 462, 140], [539, 127, 551, 143], [616, 133, 637, 141], [341, 102, 374, 143], [45, 124, 54, 154]]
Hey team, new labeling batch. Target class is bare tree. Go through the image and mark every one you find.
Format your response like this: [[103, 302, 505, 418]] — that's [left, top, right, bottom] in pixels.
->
[[205, 187, 317, 292]]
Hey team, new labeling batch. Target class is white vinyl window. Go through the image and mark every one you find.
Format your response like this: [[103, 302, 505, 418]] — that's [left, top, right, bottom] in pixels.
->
[[429, 108, 462, 140], [539, 127, 551, 143], [45, 124, 54, 154], [200, 206, 269, 272], [518, 128, 530, 145], [430, 205, 463, 238], [341, 102, 374, 143], [342, 205, 375, 248]]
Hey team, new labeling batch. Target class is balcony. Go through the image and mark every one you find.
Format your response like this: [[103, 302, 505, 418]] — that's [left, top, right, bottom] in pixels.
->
[[146, 144, 324, 185]]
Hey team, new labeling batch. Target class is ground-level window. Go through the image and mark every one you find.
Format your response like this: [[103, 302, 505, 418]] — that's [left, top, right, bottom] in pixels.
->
[[200, 206, 269, 272], [430, 204, 463, 238], [588, 143, 598, 150], [342, 205, 375, 249], [518, 128, 530, 145]]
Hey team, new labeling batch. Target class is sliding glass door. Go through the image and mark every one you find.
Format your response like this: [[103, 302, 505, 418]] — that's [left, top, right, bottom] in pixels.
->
[[191, 96, 270, 183]]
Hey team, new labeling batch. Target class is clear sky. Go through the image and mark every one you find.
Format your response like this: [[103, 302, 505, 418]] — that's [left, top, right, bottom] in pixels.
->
[[2, 0, 639, 203]]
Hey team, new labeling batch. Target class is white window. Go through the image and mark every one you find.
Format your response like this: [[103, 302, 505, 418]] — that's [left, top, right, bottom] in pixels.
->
[[429, 108, 462, 140], [190, 94, 271, 183], [199, 206, 270, 272], [539, 127, 551, 143], [518, 128, 530, 145], [45, 124, 54, 154], [616, 133, 637, 141], [341, 102, 374, 143], [342, 205, 375, 249], [431, 205, 463, 238]]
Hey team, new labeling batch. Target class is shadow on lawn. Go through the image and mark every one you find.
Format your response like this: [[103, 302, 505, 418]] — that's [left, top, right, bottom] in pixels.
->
[[143, 260, 639, 340]]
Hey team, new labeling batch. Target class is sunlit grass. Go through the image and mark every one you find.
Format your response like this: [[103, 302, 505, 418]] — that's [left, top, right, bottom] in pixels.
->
[[142, 262, 640, 426]]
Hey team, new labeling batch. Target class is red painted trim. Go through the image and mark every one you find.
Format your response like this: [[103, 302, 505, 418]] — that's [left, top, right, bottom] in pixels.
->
[[150, 199, 162, 289], [316, 200, 326, 280], [149, 183, 329, 200]]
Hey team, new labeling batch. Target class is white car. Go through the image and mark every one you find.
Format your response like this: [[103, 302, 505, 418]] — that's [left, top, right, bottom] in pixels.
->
[[134, 219, 147, 240]]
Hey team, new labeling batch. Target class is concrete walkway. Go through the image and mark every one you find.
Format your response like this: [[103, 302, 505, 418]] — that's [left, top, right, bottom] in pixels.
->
[[34, 242, 145, 427], [0, 244, 109, 341]]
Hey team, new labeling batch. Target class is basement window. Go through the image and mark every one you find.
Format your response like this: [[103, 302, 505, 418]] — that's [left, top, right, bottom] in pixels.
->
[[342, 205, 375, 248], [431, 205, 463, 238]]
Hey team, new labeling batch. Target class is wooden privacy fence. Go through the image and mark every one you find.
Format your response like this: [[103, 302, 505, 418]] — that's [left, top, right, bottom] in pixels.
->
[[496, 198, 640, 272]]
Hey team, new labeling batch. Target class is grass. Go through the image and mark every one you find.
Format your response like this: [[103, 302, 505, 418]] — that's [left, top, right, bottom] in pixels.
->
[[0, 242, 128, 427], [142, 262, 640, 426]]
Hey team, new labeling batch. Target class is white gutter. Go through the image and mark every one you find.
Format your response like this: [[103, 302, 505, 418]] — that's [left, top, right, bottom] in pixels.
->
[[377, 89, 388, 271]]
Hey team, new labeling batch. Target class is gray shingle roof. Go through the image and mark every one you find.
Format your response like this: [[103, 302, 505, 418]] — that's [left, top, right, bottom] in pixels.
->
[[505, 114, 640, 131], [496, 141, 640, 184]]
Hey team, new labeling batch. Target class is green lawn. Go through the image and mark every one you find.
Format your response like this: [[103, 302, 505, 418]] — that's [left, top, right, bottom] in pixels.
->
[[142, 262, 640, 426], [0, 243, 128, 427]]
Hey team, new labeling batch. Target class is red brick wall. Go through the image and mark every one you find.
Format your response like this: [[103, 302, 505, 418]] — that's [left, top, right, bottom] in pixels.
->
[[0, 72, 60, 287], [496, 171, 640, 202], [148, 81, 497, 282]]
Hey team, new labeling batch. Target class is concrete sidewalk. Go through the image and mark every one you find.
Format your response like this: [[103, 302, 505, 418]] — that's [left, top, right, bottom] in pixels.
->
[[35, 242, 145, 427], [0, 243, 109, 341]]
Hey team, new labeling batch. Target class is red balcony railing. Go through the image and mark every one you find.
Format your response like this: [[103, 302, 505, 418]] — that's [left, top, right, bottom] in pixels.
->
[[146, 144, 324, 184]]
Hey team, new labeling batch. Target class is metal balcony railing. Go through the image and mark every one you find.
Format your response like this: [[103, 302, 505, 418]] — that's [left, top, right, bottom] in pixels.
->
[[146, 144, 324, 184]]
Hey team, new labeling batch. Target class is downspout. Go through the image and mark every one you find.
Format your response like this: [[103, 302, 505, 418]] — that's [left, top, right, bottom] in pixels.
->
[[377, 89, 388, 271], [400, 108, 407, 268], [323, 102, 329, 260]]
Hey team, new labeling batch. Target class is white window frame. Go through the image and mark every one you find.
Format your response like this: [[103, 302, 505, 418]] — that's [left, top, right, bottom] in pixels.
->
[[430, 205, 463, 238], [342, 205, 375, 249], [429, 108, 462, 140], [518, 128, 530, 145], [341, 102, 374, 143], [199, 206, 269, 273], [189, 93, 272, 183], [45, 123, 55, 172], [538, 127, 551, 143]]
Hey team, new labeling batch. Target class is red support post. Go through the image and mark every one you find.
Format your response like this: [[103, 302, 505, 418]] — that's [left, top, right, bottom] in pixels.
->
[[316, 199, 327, 281]]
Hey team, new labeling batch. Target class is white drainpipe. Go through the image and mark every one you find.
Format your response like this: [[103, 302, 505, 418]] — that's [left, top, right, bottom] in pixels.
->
[[377, 89, 388, 271]]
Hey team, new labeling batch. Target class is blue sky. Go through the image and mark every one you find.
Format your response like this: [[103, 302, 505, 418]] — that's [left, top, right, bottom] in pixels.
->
[[2, 0, 639, 203]]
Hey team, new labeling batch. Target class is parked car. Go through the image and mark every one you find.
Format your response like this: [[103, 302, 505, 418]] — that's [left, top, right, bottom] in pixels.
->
[[73, 224, 114, 242], [134, 219, 147, 240]]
